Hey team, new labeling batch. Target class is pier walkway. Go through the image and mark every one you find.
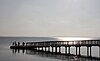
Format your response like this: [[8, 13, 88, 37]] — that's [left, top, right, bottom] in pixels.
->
[[10, 40, 100, 59]]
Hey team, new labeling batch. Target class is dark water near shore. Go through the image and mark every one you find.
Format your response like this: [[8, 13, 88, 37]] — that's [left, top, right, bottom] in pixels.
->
[[0, 37, 100, 61]]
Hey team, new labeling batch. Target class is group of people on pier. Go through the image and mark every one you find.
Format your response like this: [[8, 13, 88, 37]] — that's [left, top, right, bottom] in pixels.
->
[[12, 42, 25, 46]]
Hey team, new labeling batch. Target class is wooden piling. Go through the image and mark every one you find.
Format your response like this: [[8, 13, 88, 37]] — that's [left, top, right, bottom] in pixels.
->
[[55, 47, 57, 53], [99, 46, 100, 57], [68, 46, 70, 54], [52, 47, 53, 52], [90, 47, 91, 57], [42, 47, 43, 51], [79, 47, 80, 55], [59, 47, 61, 53], [65, 47, 67, 54], [87, 47, 89, 56], [45, 47, 46, 51], [76, 47, 77, 55], [48, 47, 50, 52]]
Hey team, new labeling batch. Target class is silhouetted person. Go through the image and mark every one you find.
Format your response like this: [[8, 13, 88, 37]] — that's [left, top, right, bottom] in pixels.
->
[[18, 42, 20, 46], [12, 42, 14, 46], [15, 42, 17, 46], [22, 42, 25, 46]]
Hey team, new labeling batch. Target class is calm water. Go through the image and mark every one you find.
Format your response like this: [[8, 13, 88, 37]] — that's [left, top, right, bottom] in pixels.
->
[[0, 37, 100, 61]]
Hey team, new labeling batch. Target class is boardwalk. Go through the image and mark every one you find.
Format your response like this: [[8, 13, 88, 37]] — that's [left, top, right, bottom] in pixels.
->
[[10, 40, 100, 60]]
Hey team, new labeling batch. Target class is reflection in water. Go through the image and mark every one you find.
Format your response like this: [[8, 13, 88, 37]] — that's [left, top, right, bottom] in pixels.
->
[[11, 49, 25, 54], [11, 49, 100, 61]]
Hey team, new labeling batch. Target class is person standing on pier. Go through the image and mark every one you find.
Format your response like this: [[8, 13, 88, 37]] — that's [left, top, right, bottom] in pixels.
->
[[18, 42, 20, 46], [15, 42, 17, 46], [22, 42, 25, 46], [12, 42, 15, 46]]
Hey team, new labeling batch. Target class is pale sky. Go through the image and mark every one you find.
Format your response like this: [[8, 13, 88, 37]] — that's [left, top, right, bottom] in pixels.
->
[[0, 0, 100, 37]]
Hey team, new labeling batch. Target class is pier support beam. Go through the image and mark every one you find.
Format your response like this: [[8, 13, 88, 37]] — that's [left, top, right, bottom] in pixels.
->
[[79, 47, 80, 55], [87, 47, 89, 56], [45, 47, 46, 51], [38, 47, 40, 50], [59, 47, 61, 53], [48, 47, 50, 52], [52, 47, 54, 52], [41, 47, 43, 51], [55, 47, 57, 53], [68, 46, 70, 54], [99, 46, 100, 57], [76, 47, 78, 55], [90, 47, 91, 57], [65, 47, 67, 54]]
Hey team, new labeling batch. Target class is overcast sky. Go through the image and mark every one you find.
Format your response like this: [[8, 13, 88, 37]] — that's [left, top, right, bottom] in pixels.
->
[[0, 0, 100, 37]]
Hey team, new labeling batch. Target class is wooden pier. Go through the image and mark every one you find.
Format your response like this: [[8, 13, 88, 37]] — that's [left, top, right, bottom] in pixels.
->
[[10, 40, 100, 58]]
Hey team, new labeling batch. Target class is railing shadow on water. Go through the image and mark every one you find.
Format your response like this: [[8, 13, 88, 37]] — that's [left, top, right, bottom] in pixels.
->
[[10, 49, 100, 61]]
